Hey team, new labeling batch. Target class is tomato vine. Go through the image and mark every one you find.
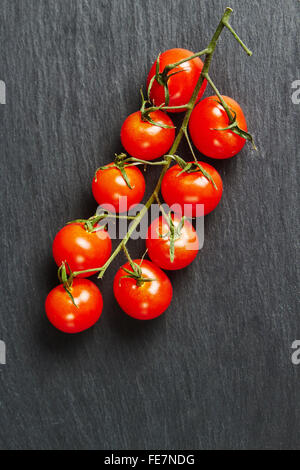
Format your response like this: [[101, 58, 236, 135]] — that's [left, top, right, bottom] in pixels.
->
[[95, 7, 254, 280], [46, 7, 256, 331]]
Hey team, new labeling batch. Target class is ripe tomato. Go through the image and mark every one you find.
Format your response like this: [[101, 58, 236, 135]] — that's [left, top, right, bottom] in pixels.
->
[[53, 223, 112, 277], [92, 163, 145, 213], [113, 259, 173, 320], [161, 162, 223, 217], [45, 279, 103, 333], [189, 95, 248, 159], [146, 215, 199, 270], [146, 48, 207, 111], [121, 110, 175, 161]]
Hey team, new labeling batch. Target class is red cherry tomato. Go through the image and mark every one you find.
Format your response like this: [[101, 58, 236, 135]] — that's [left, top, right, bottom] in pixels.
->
[[92, 163, 145, 213], [146, 215, 199, 270], [53, 223, 112, 278], [161, 162, 223, 217], [45, 279, 103, 333], [113, 260, 173, 320], [121, 110, 175, 161], [189, 95, 248, 159], [146, 48, 207, 112]]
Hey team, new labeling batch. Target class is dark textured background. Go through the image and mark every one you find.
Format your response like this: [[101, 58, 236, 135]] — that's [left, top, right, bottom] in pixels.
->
[[0, 0, 299, 450]]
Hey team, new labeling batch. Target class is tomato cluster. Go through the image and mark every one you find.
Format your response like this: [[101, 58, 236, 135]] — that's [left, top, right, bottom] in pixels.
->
[[46, 46, 250, 334]]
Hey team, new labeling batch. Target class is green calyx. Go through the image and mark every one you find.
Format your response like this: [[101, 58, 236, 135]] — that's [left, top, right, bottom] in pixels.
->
[[121, 261, 155, 288], [149, 53, 170, 107], [57, 262, 78, 308], [68, 214, 107, 233], [172, 155, 217, 189], [121, 247, 155, 287], [147, 53, 186, 108], [95, 153, 169, 190], [214, 101, 257, 149], [159, 212, 186, 263], [140, 87, 175, 130], [95, 153, 133, 189]]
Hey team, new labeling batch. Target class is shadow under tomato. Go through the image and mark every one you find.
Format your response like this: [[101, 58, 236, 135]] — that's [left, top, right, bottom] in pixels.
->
[[104, 288, 167, 343]]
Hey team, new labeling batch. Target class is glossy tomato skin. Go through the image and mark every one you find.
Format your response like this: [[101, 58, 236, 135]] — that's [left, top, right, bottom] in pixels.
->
[[45, 279, 103, 333], [189, 95, 248, 159], [161, 162, 223, 217], [146, 215, 199, 270], [147, 48, 207, 112], [113, 260, 173, 320], [92, 163, 145, 213], [121, 111, 175, 161], [53, 223, 112, 278]]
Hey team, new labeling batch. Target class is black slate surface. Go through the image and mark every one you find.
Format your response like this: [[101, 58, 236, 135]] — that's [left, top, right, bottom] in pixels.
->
[[0, 0, 299, 450]]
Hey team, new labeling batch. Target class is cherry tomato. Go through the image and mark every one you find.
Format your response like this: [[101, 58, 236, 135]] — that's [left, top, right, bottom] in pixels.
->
[[53, 223, 112, 278], [92, 163, 145, 213], [113, 260, 173, 320], [121, 110, 175, 161], [189, 95, 248, 159], [161, 162, 223, 217], [146, 214, 199, 270], [146, 48, 207, 112], [45, 279, 103, 333]]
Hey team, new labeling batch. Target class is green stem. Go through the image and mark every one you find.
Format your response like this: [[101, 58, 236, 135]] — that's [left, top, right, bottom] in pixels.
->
[[98, 196, 154, 279], [103, 214, 136, 220], [154, 192, 170, 224], [162, 104, 191, 111], [66, 7, 252, 281], [223, 19, 252, 56], [183, 129, 198, 163], [204, 73, 234, 121], [162, 48, 210, 74], [71, 267, 105, 277], [145, 104, 191, 113], [124, 158, 169, 167], [204, 72, 256, 148], [97, 7, 235, 279], [122, 244, 135, 268]]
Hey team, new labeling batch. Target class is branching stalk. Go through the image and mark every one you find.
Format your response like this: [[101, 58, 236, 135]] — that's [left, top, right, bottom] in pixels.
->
[[59, 7, 252, 282], [96, 7, 249, 279]]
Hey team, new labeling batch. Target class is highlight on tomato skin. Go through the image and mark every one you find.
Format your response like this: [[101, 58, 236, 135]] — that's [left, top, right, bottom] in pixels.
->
[[146, 48, 207, 112], [189, 95, 248, 159], [121, 110, 175, 161], [92, 162, 146, 214], [45, 279, 103, 334], [161, 161, 223, 217], [113, 260, 173, 320], [52, 223, 112, 278], [146, 215, 199, 271]]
